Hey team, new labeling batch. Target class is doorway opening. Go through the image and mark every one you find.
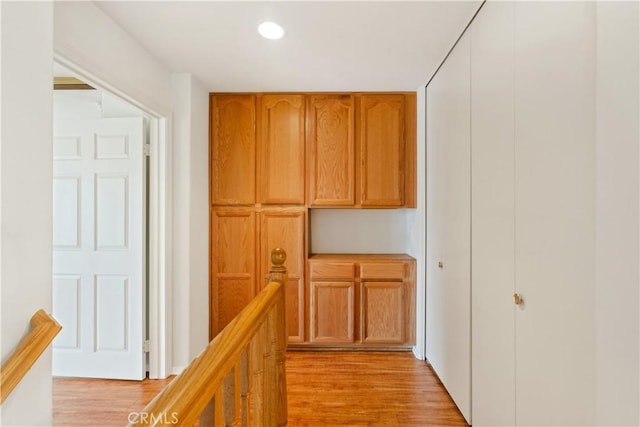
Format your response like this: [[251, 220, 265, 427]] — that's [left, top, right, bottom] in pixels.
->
[[51, 60, 170, 380]]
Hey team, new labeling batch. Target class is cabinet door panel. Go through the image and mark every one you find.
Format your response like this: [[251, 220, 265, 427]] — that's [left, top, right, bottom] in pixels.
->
[[259, 208, 306, 342], [310, 281, 355, 343], [216, 278, 254, 333], [285, 278, 304, 343], [307, 95, 355, 206], [359, 94, 405, 207], [257, 94, 305, 204], [210, 208, 256, 337], [362, 282, 403, 343], [309, 262, 355, 280], [360, 262, 406, 280], [210, 95, 256, 205]]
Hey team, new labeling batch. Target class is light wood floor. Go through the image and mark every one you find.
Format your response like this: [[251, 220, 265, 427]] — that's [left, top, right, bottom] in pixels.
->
[[53, 351, 467, 426]]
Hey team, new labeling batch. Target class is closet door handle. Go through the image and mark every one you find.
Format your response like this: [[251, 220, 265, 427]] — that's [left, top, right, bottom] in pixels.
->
[[437, 261, 443, 269], [513, 293, 523, 305]]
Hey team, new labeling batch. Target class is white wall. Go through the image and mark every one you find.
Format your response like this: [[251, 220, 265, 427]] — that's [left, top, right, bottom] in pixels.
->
[[407, 88, 426, 359], [0, 2, 54, 425], [188, 77, 210, 360], [54, 2, 172, 116], [595, 2, 639, 425], [310, 209, 408, 254], [171, 74, 209, 372]]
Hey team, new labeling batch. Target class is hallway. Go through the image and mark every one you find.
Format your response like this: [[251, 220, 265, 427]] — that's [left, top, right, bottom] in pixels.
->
[[53, 351, 467, 426]]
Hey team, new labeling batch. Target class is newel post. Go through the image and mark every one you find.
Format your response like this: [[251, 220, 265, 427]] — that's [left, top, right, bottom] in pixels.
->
[[266, 248, 288, 286], [266, 248, 288, 427]]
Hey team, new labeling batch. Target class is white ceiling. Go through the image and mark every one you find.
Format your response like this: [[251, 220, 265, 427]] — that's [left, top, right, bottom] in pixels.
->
[[95, 1, 481, 92]]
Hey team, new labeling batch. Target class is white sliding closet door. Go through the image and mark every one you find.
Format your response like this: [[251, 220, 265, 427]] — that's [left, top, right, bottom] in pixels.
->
[[514, 2, 596, 425], [426, 32, 471, 423], [470, 2, 515, 426]]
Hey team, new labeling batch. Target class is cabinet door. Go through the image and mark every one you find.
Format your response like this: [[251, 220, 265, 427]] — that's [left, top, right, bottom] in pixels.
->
[[358, 94, 405, 207], [257, 94, 305, 204], [426, 32, 471, 423], [210, 208, 256, 338], [210, 95, 256, 205], [310, 281, 355, 343], [259, 208, 306, 343], [307, 94, 355, 206], [362, 281, 404, 344]]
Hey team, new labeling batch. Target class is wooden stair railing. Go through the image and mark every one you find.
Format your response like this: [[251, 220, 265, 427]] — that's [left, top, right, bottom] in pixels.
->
[[130, 248, 289, 426], [0, 309, 62, 404]]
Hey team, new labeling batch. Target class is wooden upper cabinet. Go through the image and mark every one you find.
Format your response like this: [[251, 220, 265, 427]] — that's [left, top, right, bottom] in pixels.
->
[[257, 94, 305, 205], [210, 95, 256, 205], [210, 92, 416, 208], [358, 94, 405, 207], [307, 95, 355, 206]]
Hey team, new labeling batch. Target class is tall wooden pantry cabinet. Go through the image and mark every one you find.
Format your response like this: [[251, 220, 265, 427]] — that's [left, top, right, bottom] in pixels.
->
[[210, 92, 418, 349], [209, 94, 306, 341]]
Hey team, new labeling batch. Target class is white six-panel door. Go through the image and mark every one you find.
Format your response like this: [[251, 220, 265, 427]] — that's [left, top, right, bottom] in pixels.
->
[[52, 117, 145, 380]]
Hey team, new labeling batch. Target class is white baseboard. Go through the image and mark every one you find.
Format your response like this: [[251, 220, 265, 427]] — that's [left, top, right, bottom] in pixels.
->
[[171, 365, 187, 375], [412, 346, 425, 360]]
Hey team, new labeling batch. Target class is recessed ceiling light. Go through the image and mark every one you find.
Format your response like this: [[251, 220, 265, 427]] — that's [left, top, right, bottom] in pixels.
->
[[258, 22, 284, 40]]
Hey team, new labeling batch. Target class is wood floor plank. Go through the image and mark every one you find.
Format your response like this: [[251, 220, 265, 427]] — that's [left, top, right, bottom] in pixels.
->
[[286, 351, 468, 426], [53, 376, 175, 426], [53, 351, 467, 426]]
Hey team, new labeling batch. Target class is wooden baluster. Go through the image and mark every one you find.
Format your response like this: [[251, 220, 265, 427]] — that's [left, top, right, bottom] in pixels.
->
[[234, 363, 242, 425], [199, 398, 215, 426], [240, 348, 250, 427], [274, 287, 288, 427], [223, 368, 237, 426], [215, 389, 224, 426], [262, 319, 272, 424], [265, 248, 289, 427], [251, 324, 265, 426], [265, 309, 276, 425]]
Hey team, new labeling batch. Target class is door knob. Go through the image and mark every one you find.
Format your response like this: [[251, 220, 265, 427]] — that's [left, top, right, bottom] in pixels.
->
[[513, 293, 523, 305], [438, 261, 443, 269]]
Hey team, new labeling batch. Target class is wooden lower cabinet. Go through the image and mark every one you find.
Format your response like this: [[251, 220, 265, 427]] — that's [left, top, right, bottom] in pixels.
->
[[304, 254, 415, 348], [310, 281, 356, 343], [211, 213, 414, 348], [210, 207, 306, 341], [210, 208, 257, 337], [258, 208, 306, 343], [362, 281, 403, 344]]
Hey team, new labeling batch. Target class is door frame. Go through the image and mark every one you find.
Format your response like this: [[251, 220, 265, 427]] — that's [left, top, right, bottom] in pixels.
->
[[53, 56, 172, 379]]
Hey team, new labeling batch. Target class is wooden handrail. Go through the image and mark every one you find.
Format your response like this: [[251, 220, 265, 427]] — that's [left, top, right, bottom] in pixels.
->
[[0, 309, 62, 404], [131, 248, 289, 426]]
